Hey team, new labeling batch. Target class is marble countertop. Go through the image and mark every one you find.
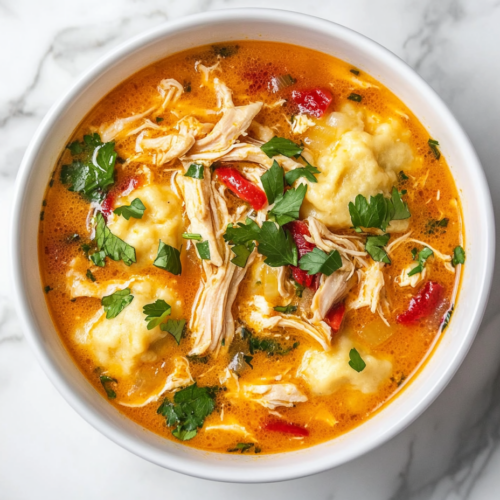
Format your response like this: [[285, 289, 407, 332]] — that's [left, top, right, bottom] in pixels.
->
[[2, 0, 500, 498]]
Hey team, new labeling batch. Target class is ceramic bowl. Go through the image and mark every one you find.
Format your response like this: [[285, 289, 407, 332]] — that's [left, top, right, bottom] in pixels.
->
[[11, 8, 494, 483]]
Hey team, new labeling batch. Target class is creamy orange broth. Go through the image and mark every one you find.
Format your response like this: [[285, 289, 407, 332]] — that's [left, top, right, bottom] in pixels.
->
[[38, 41, 463, 454]]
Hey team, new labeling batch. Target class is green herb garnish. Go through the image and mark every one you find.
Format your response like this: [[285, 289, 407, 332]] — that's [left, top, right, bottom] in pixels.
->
[[86, 269, 96, 282], [212, 44, 239, 58], [102, 288, 134, 319], [273, 304, 297, 314], [452, 245, 465, 267], [348, 348, 366, 372], [182, 233, 203, 241], [408, 247, 434, 277], [428, 138, 441, 159], [230, 242, 255, 268], [228, 443, 255, 453], [90, 250, 106, 267], [154, 241, 182, 275], [268, 184, 307, 226], [350, 68, 360, 76], [100, 375, 117, 399], [184, 163, 204, 179], [143, 299, 171, 330], [261, 160, 284, 205], [365, 234, 391, 264], [113, 198, 146, 220], [255, 221, 298, 267], [347, 93, 362, 102], [95, 212, 136, 266], [299, 247, 342, 275], [196, 241, 211, 260], [260, 136, 303, 159], [160, 319, 186, 345]]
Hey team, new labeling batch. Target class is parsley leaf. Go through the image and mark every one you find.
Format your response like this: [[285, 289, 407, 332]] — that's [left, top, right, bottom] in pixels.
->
[[154, 241, 182, 275], [160, 319, 186, 345], [113, 198, 146, 220], [228, 443, 255, 453], [95, 212, 136, 266], [102, 288, 134, 319], [348, 188, 411, 232], [157, 383, 216, 441], [391, 188, 411, 220], [184, 163, 204, 179], [428, 138, 441, 160], [100, 375, 117, 399], [408, 247, 433, 276], [230, 242, 255, 268], [86, 269, 96, 282], [61, 134, 117, 200], [256, 221, 298, 267], [90, 250, 106, 267], [273, 304, 297, 314], [365, 234, 391, 264], [452, 245, 465, 266], [399, 170, 409, 181], [261, 136, 303, 158], [223, 218, 261, 245], [347, 93, 362, 102], [196, 241, 211, 260], [284, 162, 320, 185], [348, 348, 366, 372], [299, 247, 342, 275], [293, 280, 305, 298], [442, 305, 454, 330], [269, 184, 307, 226], [261, 160, 284, 205], [143, 299, 171, 330]]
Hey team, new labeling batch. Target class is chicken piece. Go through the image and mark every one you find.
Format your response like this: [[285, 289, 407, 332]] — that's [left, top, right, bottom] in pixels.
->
[[214, 78, 233, 109], [311, 271, 355, 323], [291, 114, 315, 135], [119, 357, 194, 408], [195, 61, 222, 84], [98, 106, 156, 143], [157, 78, 184, 112], [176, 168, 223, 267], [249, 121, 274, 142], [277, 265, 294, 300], [397, 264, 427, 288], [184, 102, 263, 158], [189, 248, 257, 356], [238, 383, 307, 409]]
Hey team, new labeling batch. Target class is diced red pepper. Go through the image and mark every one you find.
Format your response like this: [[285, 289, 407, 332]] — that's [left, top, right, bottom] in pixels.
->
[[325, 302, 346, 333], [101, 176, 139, 219], [264, 420, 309, 437], [396, 281, 444, 325], [291, 88, 333, 118], [216, 167, 267, 211], [287, 220, 318, 288]]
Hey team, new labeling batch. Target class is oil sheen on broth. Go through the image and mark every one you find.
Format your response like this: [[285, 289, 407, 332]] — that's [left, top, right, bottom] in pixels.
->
[[38, 41, 464, 454]]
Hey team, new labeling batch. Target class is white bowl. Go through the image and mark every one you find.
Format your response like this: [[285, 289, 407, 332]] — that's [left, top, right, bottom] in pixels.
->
[[11, 8, 494, 483]]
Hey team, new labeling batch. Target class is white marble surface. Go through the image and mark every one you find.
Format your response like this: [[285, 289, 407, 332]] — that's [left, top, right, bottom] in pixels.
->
[[2, 0, 500, 498]]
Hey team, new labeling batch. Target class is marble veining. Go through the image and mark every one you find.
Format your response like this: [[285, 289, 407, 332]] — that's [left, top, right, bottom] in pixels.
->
[[2, 1, 500, 498]]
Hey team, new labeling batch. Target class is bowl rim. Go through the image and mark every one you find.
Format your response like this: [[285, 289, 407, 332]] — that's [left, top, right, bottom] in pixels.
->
[[11, 7, 495, 483]]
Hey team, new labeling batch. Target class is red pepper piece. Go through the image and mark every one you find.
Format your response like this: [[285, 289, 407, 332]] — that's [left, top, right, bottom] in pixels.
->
[[396, 281, 444, 325], [325, 302, 346, 333], [216, 167, 267, 210], [287, 221, 317, 288], [264, 420, 309, 437], [291, 88, 333, 118], [101, 176, 139, 219]]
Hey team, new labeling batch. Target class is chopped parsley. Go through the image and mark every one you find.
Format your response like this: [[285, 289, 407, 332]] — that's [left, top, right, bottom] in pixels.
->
[[143, 299, 171, 330], [284, 158, 321, 186], [196, 241, 211, 260], [102, 288, 134, 319], [299, 247, 342, 276], [273, 304, 297, 314], [61, 133, 117, 201], [228, 443, 256, 453], [230, 242, 255, 268], [90, 250, 106, 267], [261, 160, 284, 205], [248, 331, 299, 356], [100, 375, 117, 399], [160, 319, 186, 345], [155, 117, 164, 123], [86, 269, 96, 282], [113, 198, 146, 220], [349, 188, 410, 232], [428, 138, 441, 160], [153, 241, 182, 275], [442, 305, 454, 330], [347, 93, 362, 102], [260, 136, 303, 159], [224, 218, 261, 245], [157, 383, 217, 441], [255, 221, 298, 267], [408, 247, 433, 277], [186, 355, 209, 364], [293, 280, 305, 298], [425, 218, 449, 235], [268, 184, 307, 226], [350, 68, 360, 76], [44, 285, 52, 294], [95, 212, 136, 266], [452, 245, 465, 267], [365, 234, 391, 264], [212, 44, 239, 58], [184, 163, 204, 179], [399, 170, 409, 181], [348, 348, 366, 372]]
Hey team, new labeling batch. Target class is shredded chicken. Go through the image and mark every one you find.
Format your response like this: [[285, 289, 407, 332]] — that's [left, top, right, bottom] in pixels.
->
[[238, 383, 307, 409], [195, 60, 222, 83], [291, 114, 315, 135], [397, 264, 427, 288], [98, 106, 156, 143], [204, 423, 254, 439], [249, 121, 274, 142], [311, 271, 355, 323], [157, 78, 184, 112], [119, 357, 193, 408]]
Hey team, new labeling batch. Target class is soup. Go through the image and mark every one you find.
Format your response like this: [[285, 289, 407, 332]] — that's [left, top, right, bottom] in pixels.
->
[[38, 41, 464, 454]]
